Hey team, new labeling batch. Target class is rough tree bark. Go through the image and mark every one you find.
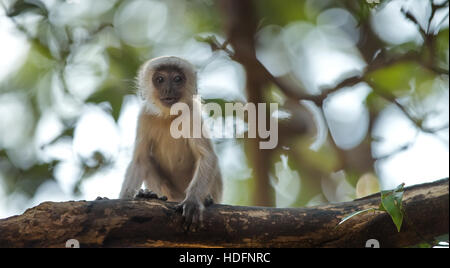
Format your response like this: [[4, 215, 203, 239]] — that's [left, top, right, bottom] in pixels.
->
[[0, 178, 447, 248]]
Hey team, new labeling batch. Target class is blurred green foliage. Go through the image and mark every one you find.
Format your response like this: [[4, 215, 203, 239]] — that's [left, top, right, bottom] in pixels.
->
[[0, 0, 448, 222]]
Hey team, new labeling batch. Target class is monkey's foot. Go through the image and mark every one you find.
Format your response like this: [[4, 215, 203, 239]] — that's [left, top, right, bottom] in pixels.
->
[[134, 189, 168, 201], [95, 196, 109, 201]]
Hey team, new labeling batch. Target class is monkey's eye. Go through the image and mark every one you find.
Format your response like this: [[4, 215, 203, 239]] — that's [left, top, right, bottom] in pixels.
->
[[173, 76, 183, 83], [156, 76, 164, 84]]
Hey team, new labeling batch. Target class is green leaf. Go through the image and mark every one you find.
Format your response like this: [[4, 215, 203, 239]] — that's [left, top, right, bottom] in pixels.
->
[[380, 183, 405, 232], [366, 62, 435, 97], [436, 28, 449, 70], [337, 208, 377, 226], [255, 0, 308, 26]]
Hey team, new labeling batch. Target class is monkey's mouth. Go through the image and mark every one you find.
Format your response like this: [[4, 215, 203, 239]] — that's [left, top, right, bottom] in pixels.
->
[[160, 97, 180, 106]]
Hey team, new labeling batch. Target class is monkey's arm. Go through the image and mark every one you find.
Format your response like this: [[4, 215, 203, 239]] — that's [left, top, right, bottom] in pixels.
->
[[120, 156, 169, 199], [119, 122, 167, 199], [119, 161, 145, 199], [177, 137, 218, 229]]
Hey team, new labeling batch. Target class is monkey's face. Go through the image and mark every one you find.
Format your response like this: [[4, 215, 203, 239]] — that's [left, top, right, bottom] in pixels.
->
[[139, 56, 197, 115], [151, 66, 186, 107]]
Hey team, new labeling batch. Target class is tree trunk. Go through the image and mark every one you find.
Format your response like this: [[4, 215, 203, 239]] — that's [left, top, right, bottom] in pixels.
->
[[0, 178, 447, 248], [218, 0, 274, 206]]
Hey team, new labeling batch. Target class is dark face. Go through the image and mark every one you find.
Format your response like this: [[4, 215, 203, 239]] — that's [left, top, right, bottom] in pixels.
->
[[152, 66, 186, 107]]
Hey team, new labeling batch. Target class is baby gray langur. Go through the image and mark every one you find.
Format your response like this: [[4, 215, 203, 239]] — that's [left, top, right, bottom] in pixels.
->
[[119, 56, 222, 230]]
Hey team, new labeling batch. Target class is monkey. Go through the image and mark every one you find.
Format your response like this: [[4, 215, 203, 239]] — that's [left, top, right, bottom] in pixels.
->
[[119, 56, 222, 230]]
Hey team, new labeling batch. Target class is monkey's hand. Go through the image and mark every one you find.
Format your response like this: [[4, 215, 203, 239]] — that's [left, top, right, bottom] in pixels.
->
[[175, 196, 205, 232], [134, 189, 168, 201]]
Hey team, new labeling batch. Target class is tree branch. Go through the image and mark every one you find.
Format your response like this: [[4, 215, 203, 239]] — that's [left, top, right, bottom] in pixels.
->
[[0, 178, 447, 248]]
